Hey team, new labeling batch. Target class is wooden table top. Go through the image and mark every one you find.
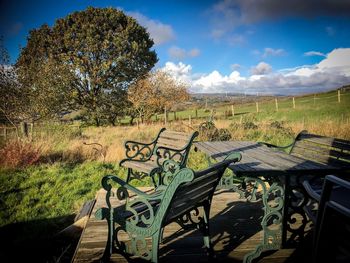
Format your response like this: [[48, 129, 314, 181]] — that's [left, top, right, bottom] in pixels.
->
[[195, 141, 340, 177]]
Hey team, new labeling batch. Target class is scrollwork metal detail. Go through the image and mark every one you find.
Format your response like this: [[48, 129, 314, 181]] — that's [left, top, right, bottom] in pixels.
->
[[125, 142, 154, 161], [243, 177, 284, 263], [284, 176, 312, 246], [156, 148, 185, 167], [175, 207, 204, 230], [217, 174, 245, 199]]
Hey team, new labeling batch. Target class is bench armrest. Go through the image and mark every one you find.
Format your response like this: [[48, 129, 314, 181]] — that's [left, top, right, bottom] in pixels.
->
[[101, 174, 163, 200], [122, 140, 157, 162], [154, 145, 189, 167], [258, 141, 294, 153], [121, 128, 167, 162]]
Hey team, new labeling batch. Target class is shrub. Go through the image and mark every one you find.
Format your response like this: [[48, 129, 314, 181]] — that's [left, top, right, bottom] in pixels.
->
[[218, 128, 232, 141], [270, 121, 284, 129], [198, 121, 231, 141], [198, 121, 219, 141], [243, 121, 258, 130], [0, 140, 42, 168]]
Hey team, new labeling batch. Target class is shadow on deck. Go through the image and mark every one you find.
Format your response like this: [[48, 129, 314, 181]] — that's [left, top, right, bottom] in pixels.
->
[[73, 188, 312, 263]]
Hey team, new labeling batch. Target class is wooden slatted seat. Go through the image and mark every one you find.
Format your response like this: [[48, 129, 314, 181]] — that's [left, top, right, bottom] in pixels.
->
[[96, 152, 242, 263], [260, 130, 350, 169], [119, 128, 199, 186]]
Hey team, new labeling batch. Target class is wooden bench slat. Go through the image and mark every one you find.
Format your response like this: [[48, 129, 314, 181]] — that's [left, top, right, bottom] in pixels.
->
[[292, 143, 350, 162], [289, 131, 350, 168], [120, 128, 199, 186], [298, 134, 350, 151], [160, 131, 193, 141], [121, 160, 158, 173], [157, 138, 187, 149]]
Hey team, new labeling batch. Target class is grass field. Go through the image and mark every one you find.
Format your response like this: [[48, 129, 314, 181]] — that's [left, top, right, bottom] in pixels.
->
[[0, 89, 349, 261]]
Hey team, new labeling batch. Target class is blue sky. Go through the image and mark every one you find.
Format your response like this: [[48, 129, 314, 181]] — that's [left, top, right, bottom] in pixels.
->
[[1, 0, 350, 94]]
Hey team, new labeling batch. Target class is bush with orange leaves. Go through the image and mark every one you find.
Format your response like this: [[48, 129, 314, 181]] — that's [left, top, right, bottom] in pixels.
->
[[0, 140, 42, 169]]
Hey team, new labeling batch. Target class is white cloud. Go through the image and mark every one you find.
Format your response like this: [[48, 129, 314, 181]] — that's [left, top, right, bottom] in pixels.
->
[[162, 62, 193, 84], [250, 62, 272, 75], [318, 48, 350, 71], [161, 48, 350, 95], [128, 12, 175, 45], [192, 70, 244, 92], [168, 46, 200, 60], [304, 51, 326, 57], [263, 48, 286, 58]]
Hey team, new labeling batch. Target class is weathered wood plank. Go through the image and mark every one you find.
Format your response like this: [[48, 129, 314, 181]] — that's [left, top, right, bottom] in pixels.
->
[[120, 159, 158, 173], [161, 130, 193, 140], [298, 133, 350, 151], [292, 143, 350, 163], [73, 188, 276, 263]]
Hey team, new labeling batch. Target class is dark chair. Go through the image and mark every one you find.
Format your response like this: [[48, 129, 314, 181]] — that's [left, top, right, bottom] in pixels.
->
[[302, 175, 350, 263]]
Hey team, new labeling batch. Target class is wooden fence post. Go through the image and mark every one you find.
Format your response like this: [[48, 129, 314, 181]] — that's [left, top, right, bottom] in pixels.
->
[[231, 105, 235, 117], [256, 102, 259, 113], [275, 98, 278, 111], [195, 109, 198, 118], [338, 90, 341, 103], [314, 94, 316, 105], [293, 97, 296, 109], [174, 111, 176, 121], [20, 122, 29, 137], [164, 107, 167, 125]]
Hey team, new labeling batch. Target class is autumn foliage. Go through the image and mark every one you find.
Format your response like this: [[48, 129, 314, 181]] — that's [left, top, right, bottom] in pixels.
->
[[128, 70, 189, 122], [0, 140, 42, 168]]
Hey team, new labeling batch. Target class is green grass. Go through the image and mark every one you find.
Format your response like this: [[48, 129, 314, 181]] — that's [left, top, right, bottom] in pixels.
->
[[0, 162, 111, 228], [0, 152, 210, 229], [140, 90, 350, 124], [0, 88, 349, 261]]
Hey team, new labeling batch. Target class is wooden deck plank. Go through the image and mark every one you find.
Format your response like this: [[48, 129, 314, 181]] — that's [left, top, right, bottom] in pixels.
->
[[72, 188, 305, 263]]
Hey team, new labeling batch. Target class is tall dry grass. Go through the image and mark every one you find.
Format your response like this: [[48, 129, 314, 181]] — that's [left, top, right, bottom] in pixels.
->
[[2, 118, 348, 167]]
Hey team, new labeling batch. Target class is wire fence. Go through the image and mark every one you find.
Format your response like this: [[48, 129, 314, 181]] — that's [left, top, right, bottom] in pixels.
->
[[1, 90, 349, 142]]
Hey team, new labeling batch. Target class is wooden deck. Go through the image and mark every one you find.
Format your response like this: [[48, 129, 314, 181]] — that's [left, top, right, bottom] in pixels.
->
[[73, 187, 310, 263]]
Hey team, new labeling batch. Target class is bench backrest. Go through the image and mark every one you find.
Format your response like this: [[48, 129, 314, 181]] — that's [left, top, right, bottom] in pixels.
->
[[157, 130, 196, 149], [153, 129, 199, 167], [290, 130, 350, 168], [163, 152, 241, 224]]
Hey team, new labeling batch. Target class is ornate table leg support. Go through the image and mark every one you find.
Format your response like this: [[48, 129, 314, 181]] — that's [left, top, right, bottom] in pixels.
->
[[217, 174, 245, 198], [243, 177, 284, 263]]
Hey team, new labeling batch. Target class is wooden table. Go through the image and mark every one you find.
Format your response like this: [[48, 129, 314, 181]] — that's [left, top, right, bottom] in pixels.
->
[[195, 141, 342, 263]]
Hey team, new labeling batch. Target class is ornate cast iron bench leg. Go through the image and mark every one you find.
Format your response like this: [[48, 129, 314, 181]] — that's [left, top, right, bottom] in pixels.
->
[[201, 200, 214, 258], [243, 176, 284, 263]]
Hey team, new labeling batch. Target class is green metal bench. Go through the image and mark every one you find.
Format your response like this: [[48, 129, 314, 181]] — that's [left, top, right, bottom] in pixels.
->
[[119, 128, 199, 186], [259, 130, 350, 168], [260, 130, 350, 242], [95, 152, 242, 262]]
